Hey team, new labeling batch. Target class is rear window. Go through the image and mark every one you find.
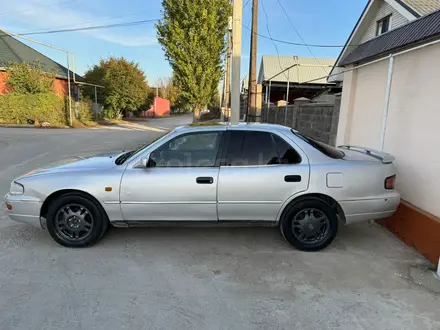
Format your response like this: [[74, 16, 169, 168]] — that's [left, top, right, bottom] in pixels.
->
[[292, 130, 344, 159]]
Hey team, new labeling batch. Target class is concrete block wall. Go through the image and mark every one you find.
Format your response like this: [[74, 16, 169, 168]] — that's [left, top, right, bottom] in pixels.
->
[[260, 96, 341, 145]]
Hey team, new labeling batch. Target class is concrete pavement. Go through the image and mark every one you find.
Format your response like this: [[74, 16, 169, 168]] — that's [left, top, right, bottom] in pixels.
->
[[0, 115, 439, 330]]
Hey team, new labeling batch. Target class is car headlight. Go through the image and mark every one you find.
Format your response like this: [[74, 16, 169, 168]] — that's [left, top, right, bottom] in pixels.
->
[[9, 182, 24, 195]]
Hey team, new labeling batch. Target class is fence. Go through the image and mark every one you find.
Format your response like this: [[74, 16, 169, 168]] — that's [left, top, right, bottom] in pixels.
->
[[259, 96, 341, 145]]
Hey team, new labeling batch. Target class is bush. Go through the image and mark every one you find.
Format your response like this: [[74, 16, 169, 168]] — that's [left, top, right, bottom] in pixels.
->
[[6, 61, 55, 94], [0, 93, 66, 126], [75, 100, 94, 123]]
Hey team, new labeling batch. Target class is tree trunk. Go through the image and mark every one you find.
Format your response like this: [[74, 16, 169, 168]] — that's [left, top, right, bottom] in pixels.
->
[[193, 106, 203, 123]]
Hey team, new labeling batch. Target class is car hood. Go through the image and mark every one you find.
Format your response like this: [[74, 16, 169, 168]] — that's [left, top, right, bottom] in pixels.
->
[[19, 151, 123, 178]]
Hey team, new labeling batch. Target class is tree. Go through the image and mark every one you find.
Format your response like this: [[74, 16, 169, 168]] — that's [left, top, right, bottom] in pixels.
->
[[6, 61, 55, 94], [156, 77, 182, 109], [82, 57, 149, 119], [156, 0, 231, 121]]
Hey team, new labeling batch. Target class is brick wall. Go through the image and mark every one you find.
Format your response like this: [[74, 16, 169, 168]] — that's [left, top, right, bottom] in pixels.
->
[[260, 96, 341, 145], [0, 71, 71, 98]]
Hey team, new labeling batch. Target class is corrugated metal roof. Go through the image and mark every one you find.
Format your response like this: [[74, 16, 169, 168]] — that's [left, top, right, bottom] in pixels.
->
[[0, 31, 81, 80], [258, 56, 336, 84], [400, 0, 440, 16], [340, 8, 440, 65]]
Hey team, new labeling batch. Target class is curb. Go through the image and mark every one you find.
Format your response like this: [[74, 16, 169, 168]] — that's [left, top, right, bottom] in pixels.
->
[[0, 124, 71, 129]]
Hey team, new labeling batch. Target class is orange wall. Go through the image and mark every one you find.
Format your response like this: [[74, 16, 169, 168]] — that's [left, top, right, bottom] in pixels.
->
[[53, 78, 68, 97], [0, 72, 11, 94], [0, 71, 68, 97], [141, 97, 171, 117], [378, 201, 440, 267]]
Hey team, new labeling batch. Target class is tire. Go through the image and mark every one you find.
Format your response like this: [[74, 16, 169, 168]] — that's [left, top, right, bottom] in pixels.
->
[[46, 193, 109, 247], [280, 198, 338, 251]]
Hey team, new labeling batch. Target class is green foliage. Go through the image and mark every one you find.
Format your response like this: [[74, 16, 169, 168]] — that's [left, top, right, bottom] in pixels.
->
[[157, 77, 181, 108], [0, 93, 66, 126], [6, 61, 55, 94], [156, 0, 231, 118], [75, 100, 94, 123], [82, 57, 149, 119]]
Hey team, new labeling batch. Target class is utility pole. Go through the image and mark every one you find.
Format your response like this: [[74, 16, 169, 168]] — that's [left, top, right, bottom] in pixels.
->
[[231, 0, 243, 124], [224, 25, 232, 120], [247, 0, 258, 122]]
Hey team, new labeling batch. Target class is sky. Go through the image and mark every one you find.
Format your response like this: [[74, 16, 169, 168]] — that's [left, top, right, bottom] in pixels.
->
[[1, 0, 368, 85]]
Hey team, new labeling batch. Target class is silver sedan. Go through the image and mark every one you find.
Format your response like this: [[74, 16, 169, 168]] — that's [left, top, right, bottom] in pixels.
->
[[4, 123, 400, 250]]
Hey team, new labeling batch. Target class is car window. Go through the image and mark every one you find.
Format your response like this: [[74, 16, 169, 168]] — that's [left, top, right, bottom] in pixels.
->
[[150, 132, 222, 167], [225, 131, 280, 166], [292, 130, 344, 159], [272, 134, 302, 164]]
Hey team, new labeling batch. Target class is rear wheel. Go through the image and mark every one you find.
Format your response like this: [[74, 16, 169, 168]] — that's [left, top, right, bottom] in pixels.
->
[[280, 198, 338, 251], [46, 193, 108, 247]]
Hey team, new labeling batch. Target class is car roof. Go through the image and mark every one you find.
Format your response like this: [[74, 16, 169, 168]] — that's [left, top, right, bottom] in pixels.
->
[[174, 122, 292, 134]]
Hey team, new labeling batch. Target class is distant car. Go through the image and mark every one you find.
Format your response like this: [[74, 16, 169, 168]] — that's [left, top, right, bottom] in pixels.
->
[[4, 123, 400, 250]]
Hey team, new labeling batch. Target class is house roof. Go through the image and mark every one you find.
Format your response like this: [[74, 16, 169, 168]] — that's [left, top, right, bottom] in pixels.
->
[[340, 8, 440, 65], [0, 31, 82, 81], [258, 56, 336, 85], [399, 0, 440, 16], [329, 0, 440, 81]]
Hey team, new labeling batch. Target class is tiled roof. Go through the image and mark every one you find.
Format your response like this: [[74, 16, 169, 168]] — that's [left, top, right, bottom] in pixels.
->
[[0, 31, 81, 80], [340, 9, 440, 65], [400, 0, 440, 16], [258, 56, 336, 84]]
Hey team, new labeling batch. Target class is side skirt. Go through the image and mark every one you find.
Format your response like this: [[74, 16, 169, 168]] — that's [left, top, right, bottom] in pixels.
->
[[111, 220, 278, 228]]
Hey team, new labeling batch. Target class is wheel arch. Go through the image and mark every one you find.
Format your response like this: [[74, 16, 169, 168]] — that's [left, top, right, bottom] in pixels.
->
[[40, 189, 108, 220], [277, 193, 346, 224]]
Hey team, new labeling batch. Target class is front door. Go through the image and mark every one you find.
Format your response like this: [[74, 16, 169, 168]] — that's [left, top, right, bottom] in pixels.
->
[[120, 130, 224, 221], [217, 130, 309, 222]]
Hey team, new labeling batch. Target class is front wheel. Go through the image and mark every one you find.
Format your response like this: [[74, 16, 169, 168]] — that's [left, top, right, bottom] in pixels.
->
[[280, 198, 338, 251], [46, 193, 108, 247]]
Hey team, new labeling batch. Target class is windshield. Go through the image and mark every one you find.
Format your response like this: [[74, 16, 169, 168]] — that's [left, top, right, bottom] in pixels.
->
[[292, 130, 345, 159], [115, 131, 172, 165]]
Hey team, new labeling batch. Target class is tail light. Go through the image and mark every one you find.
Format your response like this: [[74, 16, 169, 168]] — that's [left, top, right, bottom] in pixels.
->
[[385, 175, 396, 190]]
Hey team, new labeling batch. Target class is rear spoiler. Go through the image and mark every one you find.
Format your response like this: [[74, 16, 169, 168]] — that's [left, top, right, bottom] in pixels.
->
[[338, 145, 395, 163]]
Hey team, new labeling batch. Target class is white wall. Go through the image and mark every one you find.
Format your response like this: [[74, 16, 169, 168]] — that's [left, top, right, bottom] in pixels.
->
[[360, 0, 409, 43], [338, 42, 440, 218], [384, 43, 440, 218], [348, 60, 388, 149]]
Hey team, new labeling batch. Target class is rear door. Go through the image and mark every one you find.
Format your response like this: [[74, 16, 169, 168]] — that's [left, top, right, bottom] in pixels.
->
[[217, 130, 309, 222]]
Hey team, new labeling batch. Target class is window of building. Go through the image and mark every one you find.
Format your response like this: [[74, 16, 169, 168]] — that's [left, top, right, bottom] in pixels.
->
[[376, 15, 391, 36]]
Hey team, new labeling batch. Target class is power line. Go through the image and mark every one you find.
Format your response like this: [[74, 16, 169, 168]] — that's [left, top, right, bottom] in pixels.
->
[[19, 10, 154, 35], [242, 25, 347, 48], [244, 0, 252, 8], [275, 0, 327, 75], [10, 19, 158, 36], [0, 0, 79, 16], [261, 0, 288, 80]]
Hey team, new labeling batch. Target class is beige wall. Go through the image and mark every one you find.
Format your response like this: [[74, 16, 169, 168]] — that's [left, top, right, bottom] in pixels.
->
[[337, 42, 440, 218]]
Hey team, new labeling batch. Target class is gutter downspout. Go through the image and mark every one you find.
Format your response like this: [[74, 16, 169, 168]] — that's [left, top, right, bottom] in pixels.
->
[[380, 55, 394, 151]]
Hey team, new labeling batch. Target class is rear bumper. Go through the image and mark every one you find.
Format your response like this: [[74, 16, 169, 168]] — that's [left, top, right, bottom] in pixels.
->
[[4, 194, 43, 228], [340, 193, 400, 224]]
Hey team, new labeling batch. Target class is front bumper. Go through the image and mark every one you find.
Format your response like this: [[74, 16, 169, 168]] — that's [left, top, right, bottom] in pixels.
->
[[4, 194, 43, 228]]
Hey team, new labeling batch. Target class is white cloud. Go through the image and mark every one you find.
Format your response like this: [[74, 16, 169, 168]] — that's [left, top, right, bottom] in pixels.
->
[[2, 1, 157, 46]]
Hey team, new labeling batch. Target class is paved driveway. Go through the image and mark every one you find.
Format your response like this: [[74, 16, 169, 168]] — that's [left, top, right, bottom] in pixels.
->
[[0, 115, 439, 330]]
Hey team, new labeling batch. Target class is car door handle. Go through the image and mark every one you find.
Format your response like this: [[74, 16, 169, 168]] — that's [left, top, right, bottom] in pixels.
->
[[196, 177, 214, 184], [285, 175, 301, 183]]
